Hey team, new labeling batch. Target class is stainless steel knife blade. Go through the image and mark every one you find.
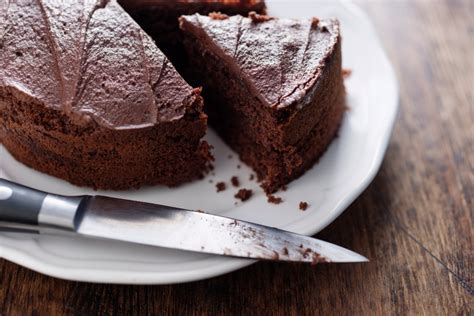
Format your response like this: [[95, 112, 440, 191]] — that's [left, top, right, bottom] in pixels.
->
[[0, 179, 368, 264], [74, 196, 367, 263]]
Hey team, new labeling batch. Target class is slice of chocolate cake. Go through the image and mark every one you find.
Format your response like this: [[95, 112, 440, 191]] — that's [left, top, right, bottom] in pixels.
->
[[0, 0, 212, 190], [180, 13, 345, 193], [118, 0, 266, 72]]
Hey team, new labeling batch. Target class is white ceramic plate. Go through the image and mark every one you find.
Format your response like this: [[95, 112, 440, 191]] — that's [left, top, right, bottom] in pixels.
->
[[0, 0, 398, 284]]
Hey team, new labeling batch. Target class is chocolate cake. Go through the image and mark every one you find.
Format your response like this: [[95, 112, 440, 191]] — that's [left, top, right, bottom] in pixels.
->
[[118, 0, 266, 72], [0, 0, 212, 190], [179, 13, 345, 193]]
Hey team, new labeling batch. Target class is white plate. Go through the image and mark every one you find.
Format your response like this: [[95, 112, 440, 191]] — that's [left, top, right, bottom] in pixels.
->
[[0, 0, 398, 284]]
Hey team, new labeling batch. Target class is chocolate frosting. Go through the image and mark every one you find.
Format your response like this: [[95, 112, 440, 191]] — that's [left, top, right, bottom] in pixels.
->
[[180, 14, 339, 109], [0, 0, 195, 129], [119, 0, 265, 10]]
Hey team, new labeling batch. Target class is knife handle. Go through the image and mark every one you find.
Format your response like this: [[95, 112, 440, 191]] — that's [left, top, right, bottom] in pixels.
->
[[0, 178, 86, 230], [0, 178, 47, 225]]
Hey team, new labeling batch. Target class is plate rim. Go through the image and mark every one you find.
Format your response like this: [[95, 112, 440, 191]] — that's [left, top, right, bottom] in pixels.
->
[[0, 0, 399, 285]]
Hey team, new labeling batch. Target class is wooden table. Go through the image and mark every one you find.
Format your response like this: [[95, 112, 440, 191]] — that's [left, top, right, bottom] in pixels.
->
[[1, 1, 472, 314]]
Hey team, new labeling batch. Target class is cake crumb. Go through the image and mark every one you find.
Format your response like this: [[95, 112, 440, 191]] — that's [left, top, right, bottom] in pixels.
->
[[283, 247, 289, 256], [216, 182, 226, 192], [196, 209, 204, 213], [249, 174, 255, 181], [311, 17, 320, 28], [209, 179, 213, 183], [228, 154, 233, 159], [237, 164, 241, 169], [192, 87, 203, 94], [248, 11, 273, 23], [311, 253, 328, 265], [342, 68, 352, 78], [267, 195, 283, 204], [300, 247, 312, 259], [299, 201, 309, 211], [234, 188, 253, 201], [209, 12, 229, 20], [231, 176, 240, 187]]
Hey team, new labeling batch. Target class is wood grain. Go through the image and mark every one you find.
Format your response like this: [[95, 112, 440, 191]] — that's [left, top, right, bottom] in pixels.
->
[[1, 1, 472, 315]]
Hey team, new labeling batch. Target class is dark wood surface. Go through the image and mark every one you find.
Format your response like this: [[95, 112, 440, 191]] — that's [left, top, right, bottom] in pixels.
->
[[1, 1, 472, 315]]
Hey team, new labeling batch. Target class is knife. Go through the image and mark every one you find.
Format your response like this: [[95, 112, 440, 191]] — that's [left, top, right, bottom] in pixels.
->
[[0, 178, 367, 264]]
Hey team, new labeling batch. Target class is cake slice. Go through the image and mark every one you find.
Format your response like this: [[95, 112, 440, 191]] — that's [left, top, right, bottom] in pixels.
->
[[118, 0, 266, 72], [179, 13, 345, 193], [0, 0, 212, 190]]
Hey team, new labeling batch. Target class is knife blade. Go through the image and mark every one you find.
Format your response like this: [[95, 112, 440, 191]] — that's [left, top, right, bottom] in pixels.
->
[[0, 178, 368, 264]]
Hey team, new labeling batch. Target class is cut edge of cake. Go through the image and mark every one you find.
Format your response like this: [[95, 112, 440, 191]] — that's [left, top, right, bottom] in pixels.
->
[[179, 12, 346, 193]]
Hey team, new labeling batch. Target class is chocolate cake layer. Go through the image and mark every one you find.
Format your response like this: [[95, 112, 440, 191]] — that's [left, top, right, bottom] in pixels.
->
[[0, 0, 212, 190], [180, 13, 345, 193], [119, 0, 266, 73]]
